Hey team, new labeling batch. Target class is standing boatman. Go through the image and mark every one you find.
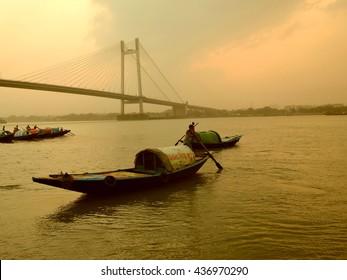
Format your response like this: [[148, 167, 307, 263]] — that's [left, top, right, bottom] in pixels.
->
[[183, 123, 198, 148]]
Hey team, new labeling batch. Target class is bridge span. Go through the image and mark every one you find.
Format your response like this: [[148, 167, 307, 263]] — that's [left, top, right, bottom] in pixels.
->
[[0, 38, 223, 117], [0, 78, 189, 116]]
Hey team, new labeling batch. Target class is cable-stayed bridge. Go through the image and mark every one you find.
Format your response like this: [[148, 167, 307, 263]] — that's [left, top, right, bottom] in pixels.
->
[[0, 38, 220, 117]]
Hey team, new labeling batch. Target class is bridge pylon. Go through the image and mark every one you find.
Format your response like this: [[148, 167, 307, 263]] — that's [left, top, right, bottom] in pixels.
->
[[120, 38, 143, 115]]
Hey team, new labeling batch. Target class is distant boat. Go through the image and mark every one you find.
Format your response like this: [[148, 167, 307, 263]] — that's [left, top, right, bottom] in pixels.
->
[[12, 126, 71, 141], [192, 130, 242, 149], [0, 118, 7, 124], [0, 130, 14, 143], [32, 145, 209, 194]]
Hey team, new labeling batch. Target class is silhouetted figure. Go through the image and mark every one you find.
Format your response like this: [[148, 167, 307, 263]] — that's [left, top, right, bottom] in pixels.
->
[[183, 123, 198, 148]]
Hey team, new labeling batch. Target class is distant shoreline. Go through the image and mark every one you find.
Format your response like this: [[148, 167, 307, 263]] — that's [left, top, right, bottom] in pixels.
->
[[2, 113, 346, 124], [1, 104, 346, 123]]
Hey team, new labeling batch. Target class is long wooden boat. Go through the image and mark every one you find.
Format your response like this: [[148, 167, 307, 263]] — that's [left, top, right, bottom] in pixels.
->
[[0, 130, 14, 143], [12, 127, 71, 140], [32, 145, 209, 194], [192, 130, 242, 149], [37, 127, 71, 139]]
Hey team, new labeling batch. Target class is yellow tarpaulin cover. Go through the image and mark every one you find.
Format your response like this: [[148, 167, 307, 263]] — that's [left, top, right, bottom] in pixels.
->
[[135, 145, 196, 172]]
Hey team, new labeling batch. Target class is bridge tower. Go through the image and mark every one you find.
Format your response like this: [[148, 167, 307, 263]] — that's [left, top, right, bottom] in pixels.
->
[[120, 38, 143, 115]]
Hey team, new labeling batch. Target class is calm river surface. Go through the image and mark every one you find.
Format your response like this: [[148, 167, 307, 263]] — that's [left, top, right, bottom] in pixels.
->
[[1, 116, 346, 260]]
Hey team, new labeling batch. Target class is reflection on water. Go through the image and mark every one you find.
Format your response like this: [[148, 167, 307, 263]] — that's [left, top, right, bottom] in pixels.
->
[[44, 174, 208, 224], [0, 184, 21, 190]]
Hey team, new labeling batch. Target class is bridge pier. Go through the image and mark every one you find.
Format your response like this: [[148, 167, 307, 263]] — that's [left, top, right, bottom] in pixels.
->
[[172, 103, 187, 117], [120, 38, 143, 115]]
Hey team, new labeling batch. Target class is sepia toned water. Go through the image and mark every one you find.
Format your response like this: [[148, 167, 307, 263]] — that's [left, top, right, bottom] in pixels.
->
[[0, 116, 346, 260]]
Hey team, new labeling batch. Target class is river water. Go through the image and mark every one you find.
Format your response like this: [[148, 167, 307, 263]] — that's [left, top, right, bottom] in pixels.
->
[[0, 116, 346, 260]]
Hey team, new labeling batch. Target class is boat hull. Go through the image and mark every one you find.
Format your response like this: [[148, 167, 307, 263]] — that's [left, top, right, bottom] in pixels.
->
[[192, 135, 242, 149], [37, 129, 70, 139], [13, 134, 39, 140], [32, 156, 209, 194], [13, 129, 70, 140], [0, 133, 14, 143]]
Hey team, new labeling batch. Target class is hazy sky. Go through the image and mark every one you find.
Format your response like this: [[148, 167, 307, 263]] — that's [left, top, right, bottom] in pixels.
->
[[1, 0, 347, 117]]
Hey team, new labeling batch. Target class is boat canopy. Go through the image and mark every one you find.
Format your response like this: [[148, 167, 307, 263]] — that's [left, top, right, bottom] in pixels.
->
[[195, 130, 222, 144], [14, 129, 39, 137], [38, 127, 63, 134], [134, 145, 196, 172]]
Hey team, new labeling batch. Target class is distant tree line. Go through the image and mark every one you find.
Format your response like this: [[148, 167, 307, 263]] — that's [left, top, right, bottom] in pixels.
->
[[3, 104, 346, 122], [186, 104, 347, 117], [6, 113, 120, 123]]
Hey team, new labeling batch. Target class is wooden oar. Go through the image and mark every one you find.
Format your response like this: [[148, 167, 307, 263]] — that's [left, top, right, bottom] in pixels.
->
[[174, 134, 185, 146], [175, 122, 198, 146], [198, 141, 223, 170]]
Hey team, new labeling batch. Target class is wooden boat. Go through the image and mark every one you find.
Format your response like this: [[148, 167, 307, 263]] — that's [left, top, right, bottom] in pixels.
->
[[0, 130, 14, 143], [13, 128, 40, 140], [32, 145, 209, 194], [12, 127, 71, 140], [37, 127, 71, 139], [191, 130, 242, 149]]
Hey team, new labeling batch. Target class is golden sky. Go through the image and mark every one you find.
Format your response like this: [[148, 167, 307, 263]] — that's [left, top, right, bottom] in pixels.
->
[[1, 0, 347, 116]]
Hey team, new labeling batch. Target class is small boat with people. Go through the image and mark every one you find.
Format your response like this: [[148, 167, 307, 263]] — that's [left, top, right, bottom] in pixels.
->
[[192, 130, 242, 149], [177, 122, 242, 150], [32, 145, 210, 194], [0, 129, 14, 143], [12, 125, 71, 141]]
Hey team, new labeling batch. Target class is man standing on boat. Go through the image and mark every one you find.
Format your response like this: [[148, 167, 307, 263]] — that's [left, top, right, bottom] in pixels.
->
[[183, 123, 199, 148]]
